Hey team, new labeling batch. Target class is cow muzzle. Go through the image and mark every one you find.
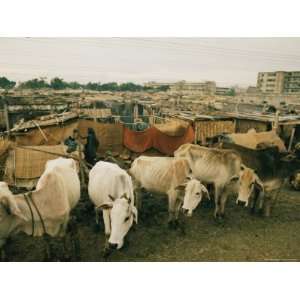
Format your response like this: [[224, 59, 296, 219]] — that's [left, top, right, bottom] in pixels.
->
[[236, 200, 247, 207], [108, 242, 118, 250], [182, 208, 192, 217]]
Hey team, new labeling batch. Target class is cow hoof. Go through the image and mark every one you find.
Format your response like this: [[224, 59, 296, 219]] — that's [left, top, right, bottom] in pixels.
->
[[214, 215, 225, 224]]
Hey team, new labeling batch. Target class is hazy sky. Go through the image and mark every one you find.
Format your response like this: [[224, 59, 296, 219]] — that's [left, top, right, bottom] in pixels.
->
[[1, 38, 300, 87]]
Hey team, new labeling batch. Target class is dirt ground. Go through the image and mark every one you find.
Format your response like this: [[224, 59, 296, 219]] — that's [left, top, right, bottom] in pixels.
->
[[4, 184, 300, 262]]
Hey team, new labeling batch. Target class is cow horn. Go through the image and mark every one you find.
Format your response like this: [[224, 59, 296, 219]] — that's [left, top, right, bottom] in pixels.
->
[[108, 195, 115, 201], [201, 184, 210, 200], [121, 193, 131, 203]]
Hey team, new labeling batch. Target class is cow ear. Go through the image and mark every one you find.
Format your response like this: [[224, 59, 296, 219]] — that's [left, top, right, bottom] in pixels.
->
[[108, 195, 115, 202], [2, 196, 26, 220], [98, 203, 113, 210], [121, 193, 131, 204], [200, 184, 210, 200], [132, 206, 138, 224], [254, 176, 264, 191], [175, 184, 186, 191], [230, 175, 240, 182]]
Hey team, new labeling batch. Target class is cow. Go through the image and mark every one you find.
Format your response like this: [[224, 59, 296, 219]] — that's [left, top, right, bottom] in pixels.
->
[[88, 161, 138, 253], [218, 129, 287, 152], [0, 157, 81, 260], [220, 142, 300, 216], [236, 165, 265, 210], [129, 156, 209, 225], [235, 166, 284, 217], [174, 143, 242, 220]]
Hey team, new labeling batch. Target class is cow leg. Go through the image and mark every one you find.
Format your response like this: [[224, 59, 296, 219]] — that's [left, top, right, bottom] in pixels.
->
[[43, 234, 53, 262], [102, 209, 111, 250], [213, 185, 222, 219], [132, 179, 142, 211], [134, 188, 143, 211], [175, 197, 186, 235], [0, 239, 8, 262], [68, 216, 81, 261], [167, 191, 177, 229], [94, 208, 101, 232], [219, 189, 229, 219]]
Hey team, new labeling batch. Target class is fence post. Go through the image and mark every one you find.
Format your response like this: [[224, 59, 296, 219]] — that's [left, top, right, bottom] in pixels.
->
[[4, 99, 10, 137]]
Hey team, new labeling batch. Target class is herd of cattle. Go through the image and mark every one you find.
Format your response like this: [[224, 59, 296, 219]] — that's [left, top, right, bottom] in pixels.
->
[[0, 129, 300, 260]]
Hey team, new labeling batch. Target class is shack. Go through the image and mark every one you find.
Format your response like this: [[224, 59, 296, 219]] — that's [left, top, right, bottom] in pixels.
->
[[163, 113, 235, 144], [223, 111, 300, 149]]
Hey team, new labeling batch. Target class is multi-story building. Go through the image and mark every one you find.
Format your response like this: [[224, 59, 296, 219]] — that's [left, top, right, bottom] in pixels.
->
[[257, 71, 300, 94], [215, 86, 231, 95], [144, 80, 216, 95]]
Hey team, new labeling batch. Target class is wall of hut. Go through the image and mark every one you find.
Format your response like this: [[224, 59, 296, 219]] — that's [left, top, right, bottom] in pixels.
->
[[235, 119, 270, 133], [194, 119, 235, 144]]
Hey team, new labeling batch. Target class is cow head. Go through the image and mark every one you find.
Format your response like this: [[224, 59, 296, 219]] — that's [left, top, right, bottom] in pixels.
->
[[176, 176, 210, 217], [97, 193, 137, 250], [0, 182, 25, 247], [236, 166, 264, 207]]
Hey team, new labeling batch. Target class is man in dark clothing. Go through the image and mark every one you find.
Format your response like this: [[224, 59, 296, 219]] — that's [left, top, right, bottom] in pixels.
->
[[84, 128, 99, 165]]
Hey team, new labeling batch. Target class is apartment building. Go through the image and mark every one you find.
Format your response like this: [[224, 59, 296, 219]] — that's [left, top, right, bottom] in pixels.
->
[[144, 80, 216, 95], [257, 71, 300, 94]]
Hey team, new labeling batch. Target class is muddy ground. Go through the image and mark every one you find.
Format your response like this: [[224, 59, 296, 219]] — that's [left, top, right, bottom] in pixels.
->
[[4, 184, 300, 262]]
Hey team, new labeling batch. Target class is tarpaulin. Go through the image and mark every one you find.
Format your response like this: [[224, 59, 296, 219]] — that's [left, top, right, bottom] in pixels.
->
[[123, 125, 195, 155]]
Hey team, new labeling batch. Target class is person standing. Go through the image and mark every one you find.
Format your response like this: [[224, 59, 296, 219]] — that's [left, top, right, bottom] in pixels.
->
[[84, 128, 99, 165]]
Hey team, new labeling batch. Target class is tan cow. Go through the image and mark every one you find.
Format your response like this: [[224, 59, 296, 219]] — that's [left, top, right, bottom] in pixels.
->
[[0, 157, 80, 260], [174, 143, 242, 220], [129, 156, 209, 225], [236, 166, 283, 217], [222, 129, 287, 152], [236, 166, 265, 210]]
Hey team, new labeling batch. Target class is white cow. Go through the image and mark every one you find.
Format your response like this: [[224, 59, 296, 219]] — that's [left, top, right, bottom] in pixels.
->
[[88, 161, 137, 251], [129, 156, 209, 224], [0, 157, 80, 258], [174, 144, 242, 220]]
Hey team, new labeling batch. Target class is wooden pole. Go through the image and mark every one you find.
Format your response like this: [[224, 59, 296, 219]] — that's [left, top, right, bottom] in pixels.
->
[[288, 127, 296, 152], [15, 145, 92, 168], [32, 121, 48, 142], [4, 100, 10, 137]]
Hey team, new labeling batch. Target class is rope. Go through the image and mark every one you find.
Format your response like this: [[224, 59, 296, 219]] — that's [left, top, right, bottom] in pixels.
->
[[25, 192, 51, 260], [27, 192, 47, 236], [23, 193, 35, 236]]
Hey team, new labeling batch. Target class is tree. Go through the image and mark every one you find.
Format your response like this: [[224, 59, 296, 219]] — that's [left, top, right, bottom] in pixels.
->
[[119, 82, 143, 92], [19, 78, 49, 89], [226, 88, 236, 96], [0, 77, 16, 89], [50, 77, 67, 90], [100, 82, 119, 91], [67, 81, 82, 89], [85, 82, 101, 91]]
